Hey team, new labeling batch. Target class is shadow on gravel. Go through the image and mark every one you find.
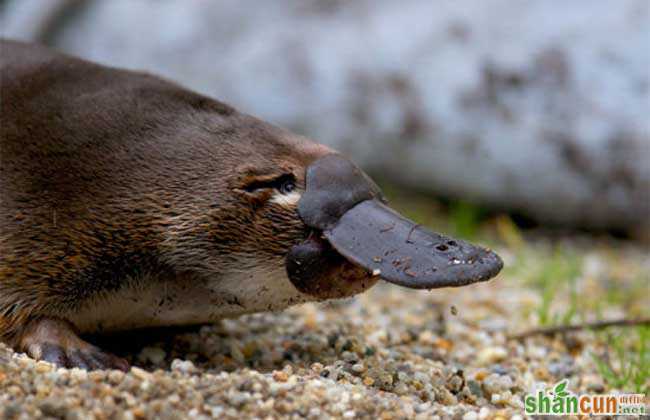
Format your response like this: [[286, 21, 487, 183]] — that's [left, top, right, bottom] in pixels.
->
[[84, 324, 205, 371]]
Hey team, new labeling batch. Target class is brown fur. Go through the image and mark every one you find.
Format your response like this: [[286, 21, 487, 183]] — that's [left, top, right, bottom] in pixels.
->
[[0, 39, 374, 351]]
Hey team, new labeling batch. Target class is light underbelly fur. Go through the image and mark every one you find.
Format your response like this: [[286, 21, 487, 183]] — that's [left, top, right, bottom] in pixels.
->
[[69, 266, 309, 333]]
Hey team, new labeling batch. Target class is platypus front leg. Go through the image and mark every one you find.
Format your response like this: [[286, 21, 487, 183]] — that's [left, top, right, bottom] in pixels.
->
[[16, 318, 129, 371]]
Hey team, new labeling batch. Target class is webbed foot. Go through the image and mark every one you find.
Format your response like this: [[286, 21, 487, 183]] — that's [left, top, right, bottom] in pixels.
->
[[17, 318, 129, 371]]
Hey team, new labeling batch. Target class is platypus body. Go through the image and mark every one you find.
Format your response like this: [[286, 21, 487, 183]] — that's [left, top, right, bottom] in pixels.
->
[[0, 40, 502, 370]]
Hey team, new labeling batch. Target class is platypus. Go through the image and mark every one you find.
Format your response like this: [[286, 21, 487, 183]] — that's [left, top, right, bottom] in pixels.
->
[[0, 40, 503, 371]]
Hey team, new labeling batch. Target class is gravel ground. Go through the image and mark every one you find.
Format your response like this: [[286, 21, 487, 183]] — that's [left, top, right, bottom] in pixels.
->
[[1, 236, 648, 419]]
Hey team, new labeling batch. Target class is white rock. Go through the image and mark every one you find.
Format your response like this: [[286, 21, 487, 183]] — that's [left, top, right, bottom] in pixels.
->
[[478, 407, 491, 419], [138, 346, 166, 365], [462, 411, 478, 420], [476, 346, 508, 366], [170, 359, 196, 373]]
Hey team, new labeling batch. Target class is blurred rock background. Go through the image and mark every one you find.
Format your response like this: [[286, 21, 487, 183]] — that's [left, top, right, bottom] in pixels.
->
[[2, 0, 648, 233]]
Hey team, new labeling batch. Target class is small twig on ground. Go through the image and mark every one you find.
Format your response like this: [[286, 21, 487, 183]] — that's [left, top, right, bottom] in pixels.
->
[[507, 318, 650, 340]]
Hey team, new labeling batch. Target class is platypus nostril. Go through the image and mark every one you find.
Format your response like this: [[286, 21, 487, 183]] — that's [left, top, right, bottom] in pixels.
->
[[435, 244, 449, 251]]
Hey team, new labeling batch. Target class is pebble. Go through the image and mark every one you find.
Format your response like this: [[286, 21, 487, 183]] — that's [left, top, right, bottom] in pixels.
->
[[171, 359, 196, 373], [130, 367, 152, 381], [476, 346, 508, 366], [467, 380, 483, 398], [482, 374, 514, 396], [583, 374, 606, 393], [230, 341, 245, 364], [35, 361, 53, 373], [351, 363, 366, 374], [527, 345, 548, 359], [69, 368, 88, 381], [462, 411, 478, 420], [446, 374, 464, 393], [108, 370, 125, 384], [138, 346, 166, 365], [272, 371, 288, 382]]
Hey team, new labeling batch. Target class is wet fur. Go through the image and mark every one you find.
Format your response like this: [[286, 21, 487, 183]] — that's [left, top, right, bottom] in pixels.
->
[[0, 39, 369, 344]]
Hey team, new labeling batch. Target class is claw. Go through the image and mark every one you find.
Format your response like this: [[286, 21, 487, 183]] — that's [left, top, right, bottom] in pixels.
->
[[38, 342, 68, 366]]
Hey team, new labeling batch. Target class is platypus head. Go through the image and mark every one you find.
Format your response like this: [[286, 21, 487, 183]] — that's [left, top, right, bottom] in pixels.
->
[[190, 112, 502, 308], [287, 153, 503, 296]]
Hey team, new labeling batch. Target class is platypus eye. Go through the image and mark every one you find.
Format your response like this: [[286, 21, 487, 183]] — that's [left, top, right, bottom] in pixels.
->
[[242, 174, 297, 195], [279, 178, 296, 194]]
